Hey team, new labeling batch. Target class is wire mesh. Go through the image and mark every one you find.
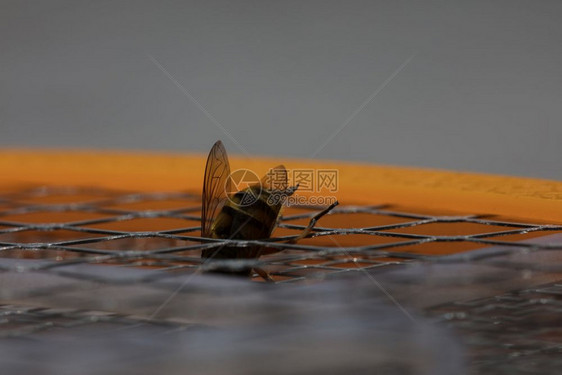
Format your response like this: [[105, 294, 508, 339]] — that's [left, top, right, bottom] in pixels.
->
[[1, 185, 561, 281], [1, 185, 561, 374], [428, 280, 562, 375]]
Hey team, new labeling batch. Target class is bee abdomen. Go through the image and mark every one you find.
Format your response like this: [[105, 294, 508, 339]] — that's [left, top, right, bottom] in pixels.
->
[[226, 204, 275, 239]]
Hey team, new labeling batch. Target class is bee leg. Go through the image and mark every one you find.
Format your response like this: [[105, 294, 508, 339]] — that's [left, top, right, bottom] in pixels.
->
[[289, 201, 339, 243], [254, 267, 275, 282]]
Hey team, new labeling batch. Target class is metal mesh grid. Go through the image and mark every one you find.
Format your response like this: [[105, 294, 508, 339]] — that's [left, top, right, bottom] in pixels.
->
[[0, 304, 200, 339], [1, 185, 562, 374], [1, 185, 561, 282], [428, 281, 562, 375]]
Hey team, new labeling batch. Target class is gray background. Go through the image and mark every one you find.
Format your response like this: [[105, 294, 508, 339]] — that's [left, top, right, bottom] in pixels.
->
[[1, 0, 561, 179]]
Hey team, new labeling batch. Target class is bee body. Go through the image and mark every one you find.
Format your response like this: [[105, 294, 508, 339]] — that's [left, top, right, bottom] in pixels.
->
[[215, 188, 280, 237], [203, 187, 285, 260], [200, 140, 336, 279]]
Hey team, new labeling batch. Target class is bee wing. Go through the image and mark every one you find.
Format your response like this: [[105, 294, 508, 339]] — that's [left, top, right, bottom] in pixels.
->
[[201, 140, 231, 237], [261, 164, 288, 192]]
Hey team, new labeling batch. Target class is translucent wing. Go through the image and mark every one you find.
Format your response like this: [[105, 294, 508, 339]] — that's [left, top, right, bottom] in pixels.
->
[[261, 164, 288, 192], [201, 140, 231, 237]]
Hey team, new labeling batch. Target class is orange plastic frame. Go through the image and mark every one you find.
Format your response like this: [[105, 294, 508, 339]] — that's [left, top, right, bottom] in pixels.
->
[[2, 149, 562, 223]]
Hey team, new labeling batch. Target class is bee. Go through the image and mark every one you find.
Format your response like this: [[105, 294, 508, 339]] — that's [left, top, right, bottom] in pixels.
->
[[201, 140, 338, 281]]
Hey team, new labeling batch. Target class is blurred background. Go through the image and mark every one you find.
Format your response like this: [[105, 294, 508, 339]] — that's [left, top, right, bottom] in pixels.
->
[[1, 0, 561, 179]]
